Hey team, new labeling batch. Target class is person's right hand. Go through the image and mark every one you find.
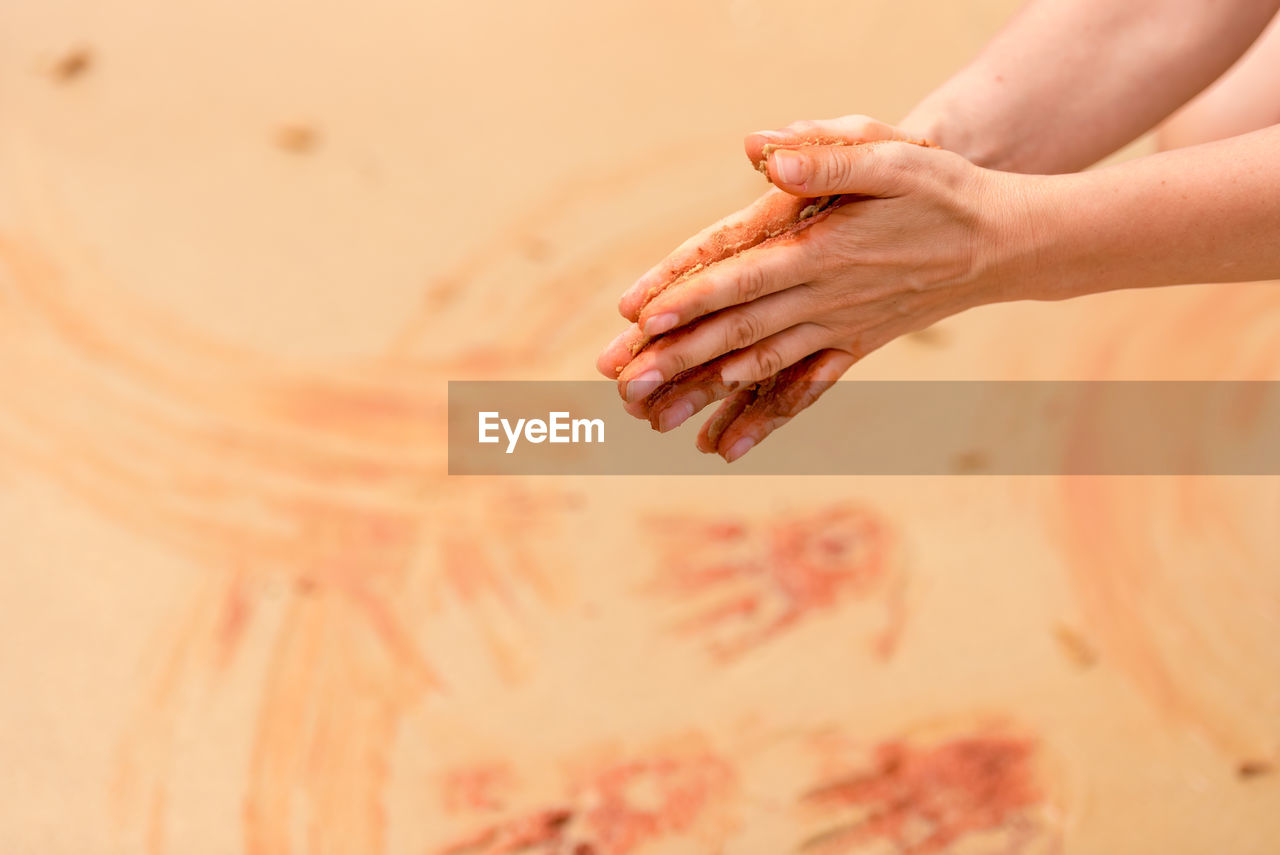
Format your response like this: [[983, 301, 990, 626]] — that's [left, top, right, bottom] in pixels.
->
[[596, 116, 1030, 462], [596, 116, 936, 402]]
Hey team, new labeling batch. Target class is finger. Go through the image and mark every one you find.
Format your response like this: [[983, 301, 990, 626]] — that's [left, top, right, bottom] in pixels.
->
[[622, 397, 648, 419], [714, 322, 834, 389], [633, 240, 820, 342], [744, 115, 927, 171], [696, 388, 754, 453], [642, 323, 833, 432], [618, 287, 823, 405], [619, 290, 798, 404], [706, 349, 856, 462], [595, 323, 645, 378], [640, 360, 742, 433], [618, 189, 815, 323], [767, 140, 930, 198]]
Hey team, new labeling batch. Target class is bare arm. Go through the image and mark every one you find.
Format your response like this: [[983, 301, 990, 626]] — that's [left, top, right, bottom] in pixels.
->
[[599, 0, 1280, 460], [899, 0, 1280, 172], [599, 128, 1280, 457], [1023, 124, 1280, 299]]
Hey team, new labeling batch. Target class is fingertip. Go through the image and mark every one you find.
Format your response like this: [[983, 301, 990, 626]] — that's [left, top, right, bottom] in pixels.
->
[[596, 324, 643, 377], [722, 435, 755, 463], [744, 130, 785, 167], [620, 267, 664, 321], [623, 398, 649, 419], [696, 407, 724, 453], [621, 368, 663, 404], [618, 289, 643, 323], [595, 347, 618, 378], [655, 399, 695, 433]]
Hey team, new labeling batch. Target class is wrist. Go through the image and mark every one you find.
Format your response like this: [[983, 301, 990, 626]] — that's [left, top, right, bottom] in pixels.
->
[[976, 170, 1060, 303], [994, 170, 1135, 303]]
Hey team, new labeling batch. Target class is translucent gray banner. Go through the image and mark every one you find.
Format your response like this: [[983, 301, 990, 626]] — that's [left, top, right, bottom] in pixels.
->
[[448, 381, 1280, 475]]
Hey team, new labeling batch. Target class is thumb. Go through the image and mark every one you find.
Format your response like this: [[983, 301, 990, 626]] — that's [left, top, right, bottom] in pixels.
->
[[766, 142, 923, 198], [743, 115, 930, 172]]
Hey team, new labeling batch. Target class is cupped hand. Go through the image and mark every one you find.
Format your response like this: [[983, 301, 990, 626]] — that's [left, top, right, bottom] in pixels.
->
[[597, 116, 1036, 461]]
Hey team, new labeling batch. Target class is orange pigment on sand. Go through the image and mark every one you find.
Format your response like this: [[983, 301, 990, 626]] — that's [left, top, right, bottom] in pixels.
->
[[643, 504, 904, 661], [439, 741, 737, 855], [800, 731, 1057, 854]]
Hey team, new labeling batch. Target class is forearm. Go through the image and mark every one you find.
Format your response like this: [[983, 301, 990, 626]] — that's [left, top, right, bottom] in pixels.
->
[[900, 0, 1280, 173], [1013, 124, 1280, 300]]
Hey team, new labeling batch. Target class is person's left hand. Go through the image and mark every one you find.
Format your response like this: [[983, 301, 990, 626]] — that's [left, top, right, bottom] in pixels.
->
[[597, 130, 1039, 462]]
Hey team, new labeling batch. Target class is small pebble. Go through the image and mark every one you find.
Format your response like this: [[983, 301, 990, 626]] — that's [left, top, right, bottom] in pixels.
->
[[275, 123, 319, 154], [1237, 760, 1273, 780], [1053, 622, 1099, 669], [50, 45, 93, 82]]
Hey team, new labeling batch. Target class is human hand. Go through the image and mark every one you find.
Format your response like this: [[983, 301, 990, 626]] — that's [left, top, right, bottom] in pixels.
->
[[597, 116, 1037, 461]]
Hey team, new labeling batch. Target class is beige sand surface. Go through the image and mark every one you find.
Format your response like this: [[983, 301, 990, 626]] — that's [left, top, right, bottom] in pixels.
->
[[1, 1, 1278, 853]]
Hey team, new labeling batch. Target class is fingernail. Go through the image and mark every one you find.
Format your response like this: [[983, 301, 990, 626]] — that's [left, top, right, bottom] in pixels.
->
[[772, 150, 807, 185], [751, 130, 784, 140], [643, 313, 679, 337], [625, 369, 663, 402], [724, 437, 755, 462], [657, 400, 695, 433]]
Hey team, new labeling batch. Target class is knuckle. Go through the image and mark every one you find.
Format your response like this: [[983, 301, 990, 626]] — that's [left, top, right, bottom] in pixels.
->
[[805, 318, 840, 343], [845, 114, 874, 137], [799, 235, 829, 276], [661, 349, 692, 379], [823, 151, 854, 189], [726, 310, 765, 350], [735, 262, 769, 303], [842, 336, 867, 361], [876, 141, 915, 174], [753, 343, 787, 378], [651, 339, 693, 377]]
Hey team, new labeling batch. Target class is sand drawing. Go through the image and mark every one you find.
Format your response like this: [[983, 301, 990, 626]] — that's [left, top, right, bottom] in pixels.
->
[[0, 151, 662, 850], [796, 719, 1063, 855], [436, 735, 739, 855], [0, 136, 829, 853], [642, 504, 905, 661], [1051, 284, 1280, 766], [0, 226, 575, 852], [8, 51, 1278, 849], [430, 718, 1063, 855]]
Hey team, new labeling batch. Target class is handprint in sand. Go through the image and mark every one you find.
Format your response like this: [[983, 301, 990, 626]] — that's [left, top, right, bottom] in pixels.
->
[[643, 504, 905, 662]]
